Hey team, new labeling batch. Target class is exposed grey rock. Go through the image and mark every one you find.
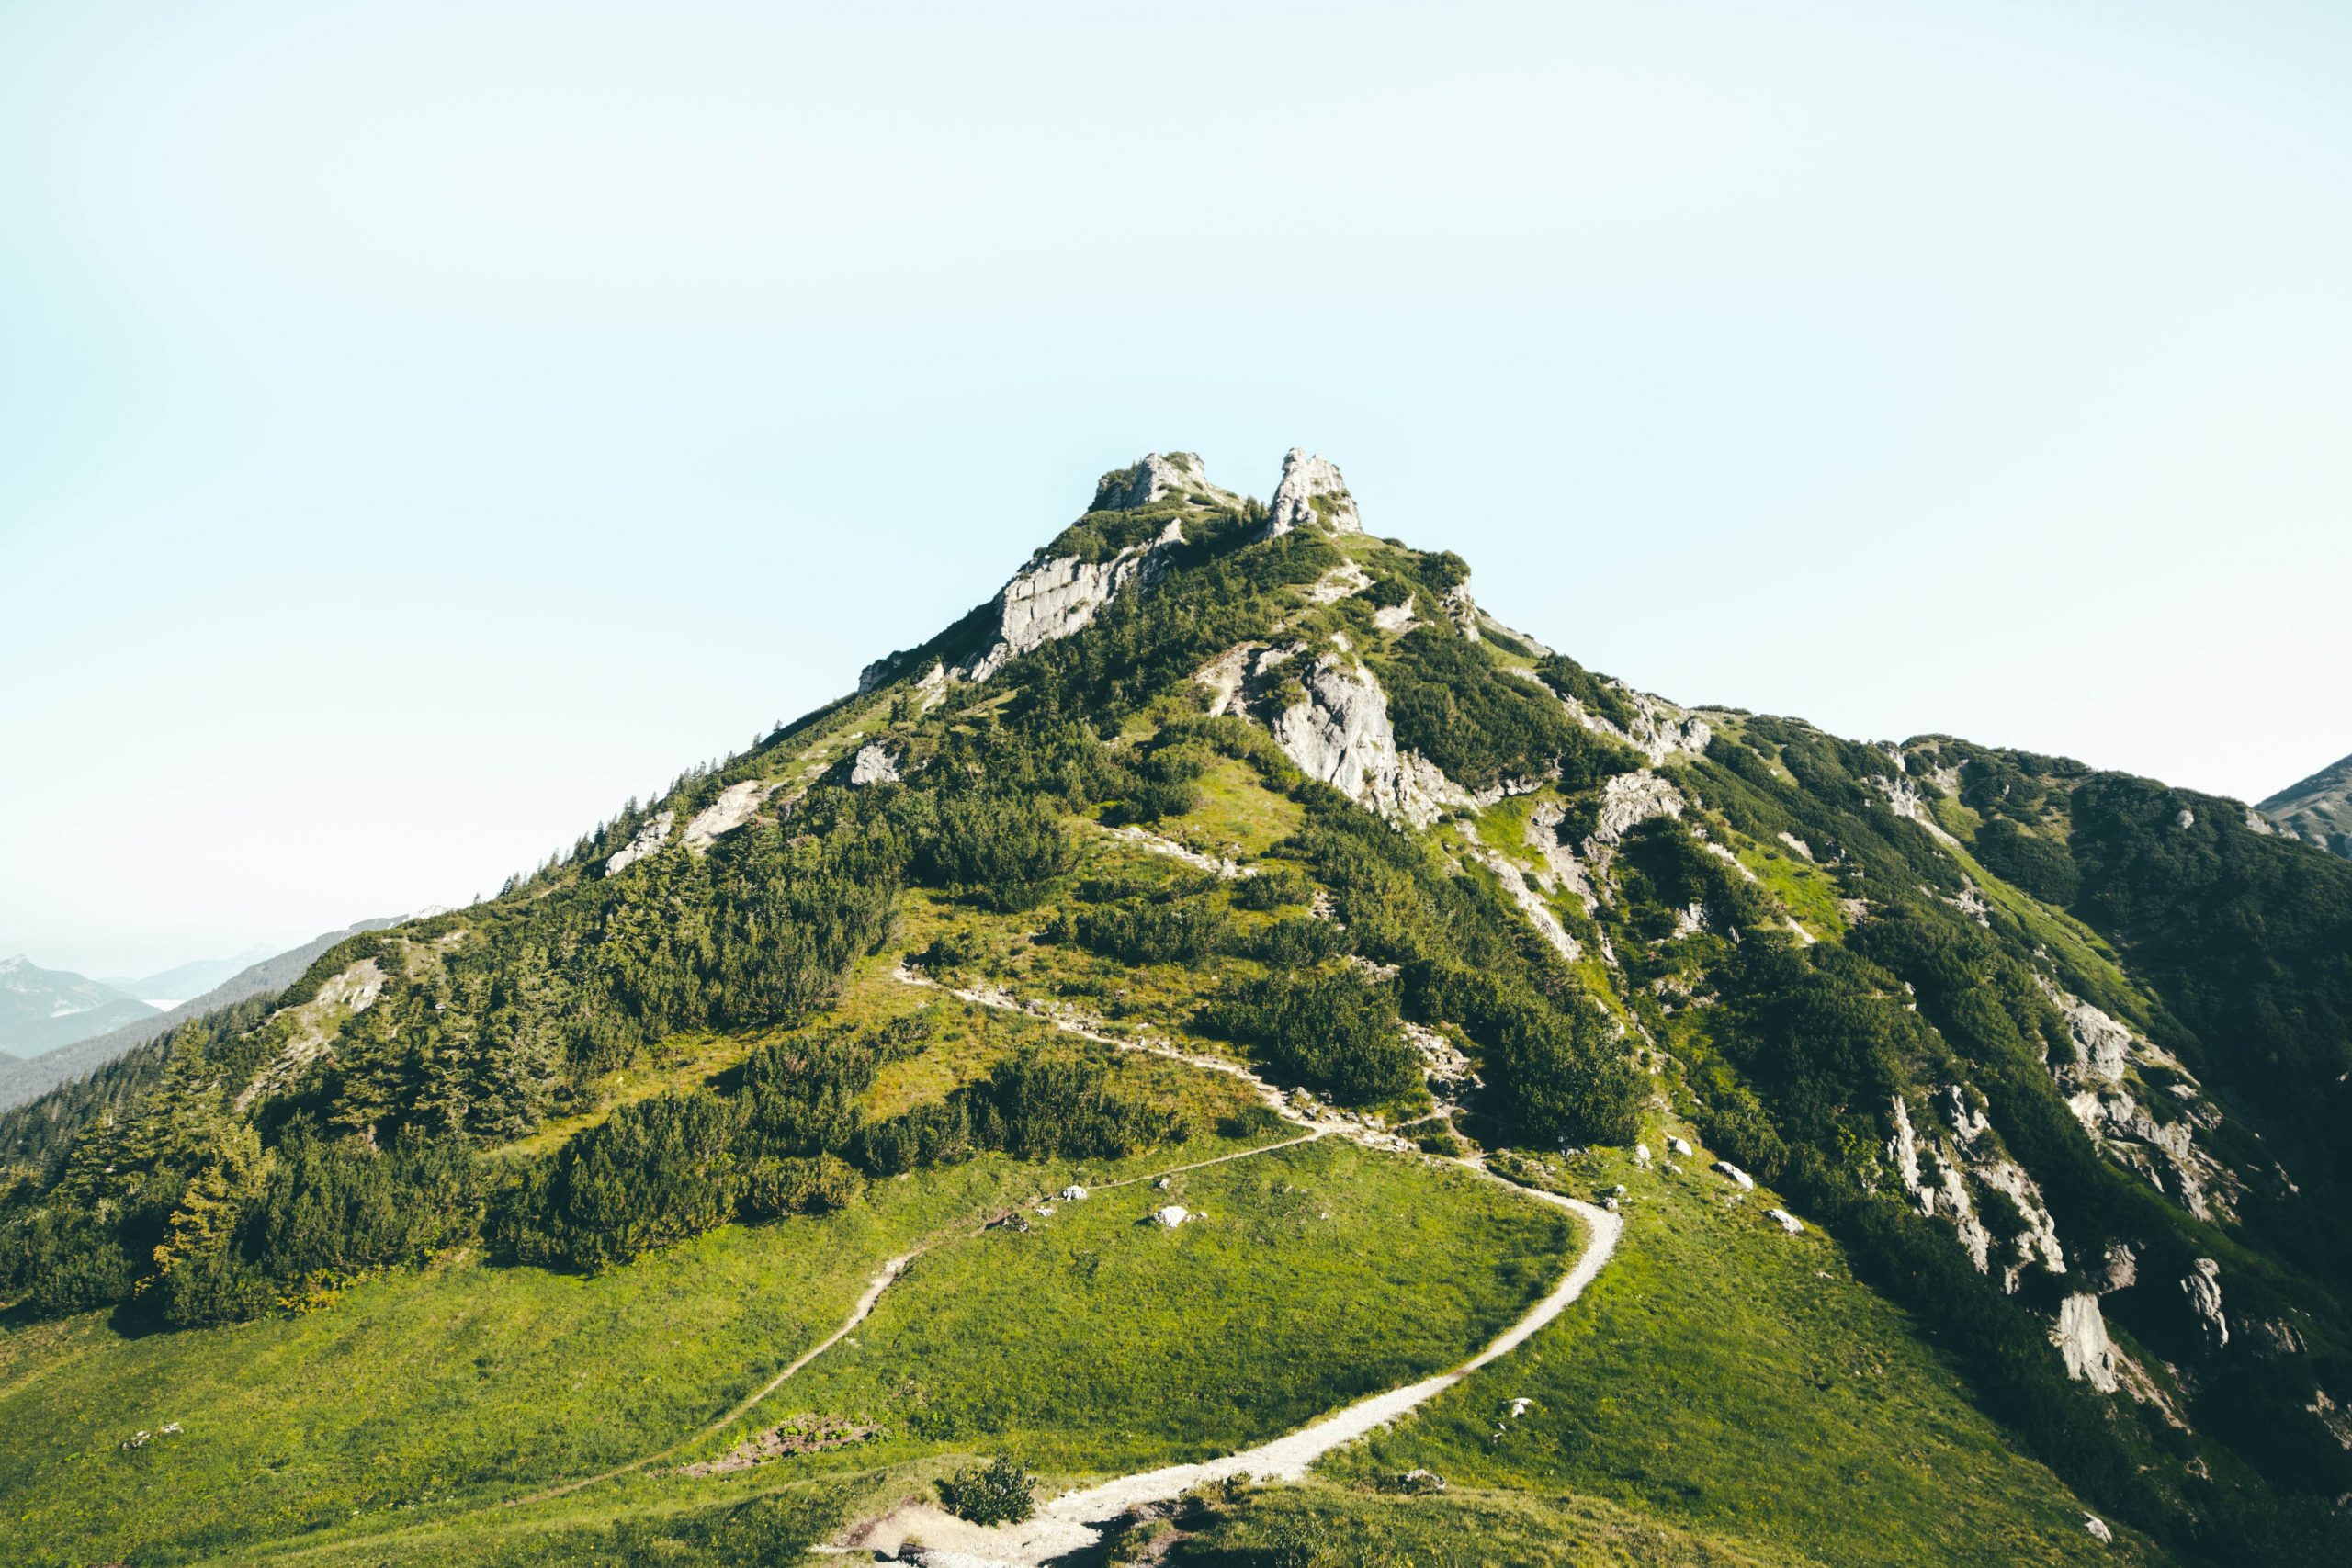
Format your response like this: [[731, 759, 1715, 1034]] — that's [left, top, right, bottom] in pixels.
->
[[2082, 1514, 2113, 1545], [1264, 448, 1361, 536], [2052, 1292, 2123, 1393], [1441, 581, 1481, 642], [1713, 1159, 1755, 1190], [1152, 1204, 1190, 1229], [2310, 1386, 2352, 1450], [1093, 450, 1235, 511], [1870, 773, 1963, 848], [1372, 595, 1417, 633], [1524, 800, 1599, 911], [604, 810, 674, 877], [2183, 1258, 2229, 1349], [683, 780, 774, 851], [2037, 977, 2134, 1086], [1455, 821, 1579, 960], [234, 959, 386, 1111], [847, 744, 899, 786], [1593, 770, 1686, 847], [1765, 1208, 1804, 1235], [2091, 1242, 2139, 1294], [2173, 807, 2196, 830], [1306, 559, 1373, 604], [1272, 657, 1452, 826], [961, 521, 1183, 682], [1519, 669, 1713, 764], [2255, 1317, 2307, 1358], [1667, 1136, 1694, 1158]]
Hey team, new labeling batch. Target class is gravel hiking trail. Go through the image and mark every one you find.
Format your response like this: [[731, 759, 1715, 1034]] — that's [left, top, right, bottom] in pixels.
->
[[832, 1184, 1620, 1567]]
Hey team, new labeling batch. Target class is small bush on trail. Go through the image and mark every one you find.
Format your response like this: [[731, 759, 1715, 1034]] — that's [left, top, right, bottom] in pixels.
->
[[940, 1455, 1035, 1525]]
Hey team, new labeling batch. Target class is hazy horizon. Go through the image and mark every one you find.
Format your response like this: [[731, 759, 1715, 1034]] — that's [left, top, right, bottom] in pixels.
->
[[6, 1, 2351, 977]]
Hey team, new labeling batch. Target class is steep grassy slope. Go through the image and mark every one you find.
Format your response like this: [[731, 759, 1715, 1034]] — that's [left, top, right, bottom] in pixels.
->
[[0, 1133, 1565, 1566], [1321, 1139, 2156, 1568]]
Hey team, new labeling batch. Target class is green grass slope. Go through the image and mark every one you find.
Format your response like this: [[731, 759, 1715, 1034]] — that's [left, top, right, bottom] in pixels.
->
[[0, 1131, 1566, 1566], [1305, 1140, 2157, 1568]]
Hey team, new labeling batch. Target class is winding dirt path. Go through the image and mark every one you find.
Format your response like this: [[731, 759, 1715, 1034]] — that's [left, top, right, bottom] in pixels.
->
[[495, 972, 1621, 1566], [824, 971, 1626, 1565], [837, 1184, 1619, 1566]]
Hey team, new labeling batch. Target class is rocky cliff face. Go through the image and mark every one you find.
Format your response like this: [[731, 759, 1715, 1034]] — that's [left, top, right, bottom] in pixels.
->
[[2258, 750, 2352, 859], [958, 522, 1183, 682], [1264, 447, 1361, 537]]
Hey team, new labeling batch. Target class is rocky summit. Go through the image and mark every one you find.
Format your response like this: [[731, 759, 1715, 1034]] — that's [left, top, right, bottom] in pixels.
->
[[4, 449, 2351, 1568]]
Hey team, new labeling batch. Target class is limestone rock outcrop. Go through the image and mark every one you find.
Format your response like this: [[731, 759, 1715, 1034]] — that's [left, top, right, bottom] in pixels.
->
[[2183, 1258, 2229, 1348], [1271, 657, 1450, 826], [848, 744, 900, 786], [960, 520, 1183, 682], [2051, 1293, 2122, 1392], [1265, 448, 1362, 537], [604, 810, 674, 877], [683, 781, 774, 852], [1092, 450, 1239, 512]]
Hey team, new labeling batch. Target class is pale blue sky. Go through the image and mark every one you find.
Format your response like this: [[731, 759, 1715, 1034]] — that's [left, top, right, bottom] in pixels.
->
[[5, 1, 2349, 976]]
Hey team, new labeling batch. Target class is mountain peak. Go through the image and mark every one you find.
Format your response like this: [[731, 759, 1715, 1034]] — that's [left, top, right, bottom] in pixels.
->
[[1266, 446, 1361, 536], [1092, 451, 1230, 512]]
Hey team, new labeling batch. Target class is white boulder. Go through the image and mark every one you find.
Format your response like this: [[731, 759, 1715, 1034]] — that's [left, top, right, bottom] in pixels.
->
[[1152, 1205, 1190, 1229], [1713, 1160, 1755, 1190], [848, 743, 900, 785], [1765, 1208, 1804, 1235]]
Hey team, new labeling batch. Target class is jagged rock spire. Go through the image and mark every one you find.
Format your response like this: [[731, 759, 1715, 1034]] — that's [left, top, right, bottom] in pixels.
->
[[1265, 447, 1361, 536]]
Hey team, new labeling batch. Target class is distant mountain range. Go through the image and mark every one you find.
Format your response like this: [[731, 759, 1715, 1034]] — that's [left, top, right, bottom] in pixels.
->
[[2259, 751, 2352, 859], [96, 948, 276, 1010], [0, 958, 158, 1057], [0, 922, 392, 1111]]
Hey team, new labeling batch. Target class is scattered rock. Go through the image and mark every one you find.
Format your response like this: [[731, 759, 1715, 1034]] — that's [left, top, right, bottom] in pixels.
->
[[1634, 1142, 1652, 1168], [1667, 1136, 1694, 1158], [1059, 1185, 1089, 1202], [1151, 1205, 1190, 1229], [1713, 1160, 1755, 1191], [678, 1413, 881, 1475], [1765, 1208, 1804, 1235]]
